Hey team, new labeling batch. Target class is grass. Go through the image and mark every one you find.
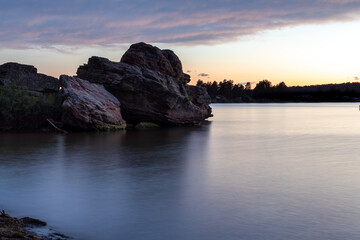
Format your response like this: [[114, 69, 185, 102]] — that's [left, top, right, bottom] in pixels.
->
[[135, 122, 160, 129], [0, 85, 62, 130], [1, 209, 9, 217], [184, 96, 193, 102], [97, 123, 127, 131]]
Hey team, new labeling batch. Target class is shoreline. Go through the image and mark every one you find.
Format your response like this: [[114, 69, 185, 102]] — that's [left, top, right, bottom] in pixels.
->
[[0, 210, 68, 240]]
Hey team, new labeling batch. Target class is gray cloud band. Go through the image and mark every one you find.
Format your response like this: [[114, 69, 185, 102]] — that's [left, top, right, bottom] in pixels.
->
[[1, 0, 360, 48]]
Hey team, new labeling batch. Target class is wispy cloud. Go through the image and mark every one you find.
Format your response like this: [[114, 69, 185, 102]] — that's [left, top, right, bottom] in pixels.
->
[[198, 73, 210, 77], [1, 0, 360, 48]]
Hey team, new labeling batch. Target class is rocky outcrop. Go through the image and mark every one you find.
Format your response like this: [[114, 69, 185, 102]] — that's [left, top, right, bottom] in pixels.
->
[[0, 63, 61, 130], [77, 42, 212, 125], [121, 42, 189, 84], [0, 62, 59, 95], [0, 43, 212, 131], [59, 75, 125, 130], [0, 211, 68, 239]]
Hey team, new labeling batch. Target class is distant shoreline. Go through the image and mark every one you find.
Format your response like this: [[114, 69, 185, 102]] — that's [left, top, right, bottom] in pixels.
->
[[210, 100, 360, 104], [197, 79, 360, 103]]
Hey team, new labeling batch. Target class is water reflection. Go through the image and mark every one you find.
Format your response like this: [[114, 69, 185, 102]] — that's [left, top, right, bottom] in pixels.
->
[[2, 103, 360, 239], [0, 127, 211, 240]]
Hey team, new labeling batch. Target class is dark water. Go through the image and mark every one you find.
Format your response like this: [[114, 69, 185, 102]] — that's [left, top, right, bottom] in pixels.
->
[[1, 103, 360, 240]]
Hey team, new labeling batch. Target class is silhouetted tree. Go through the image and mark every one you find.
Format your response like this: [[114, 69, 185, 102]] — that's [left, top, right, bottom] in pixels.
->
[[254, 79, 272, 90], [208, 81, 218, 99], [232, 84, 244, 100], [218, 79, 234, 99], [276, 81, 287, 89], [253, 79, 273, 99], [199, 78, 360, 102], [196, 79, 204, 87]]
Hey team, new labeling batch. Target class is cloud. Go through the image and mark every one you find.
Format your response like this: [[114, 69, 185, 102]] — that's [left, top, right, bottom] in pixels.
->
[[198, 73, 210, 77], [239, 82, 256, 86], [1, 0, 360, 48]]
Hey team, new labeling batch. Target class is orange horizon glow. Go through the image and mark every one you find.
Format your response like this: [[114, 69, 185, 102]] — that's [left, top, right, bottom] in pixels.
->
[[1, 21, 360, 88]]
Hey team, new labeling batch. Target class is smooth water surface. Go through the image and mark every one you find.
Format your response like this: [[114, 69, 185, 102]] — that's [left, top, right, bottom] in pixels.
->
[[1, 103, 360, 239]]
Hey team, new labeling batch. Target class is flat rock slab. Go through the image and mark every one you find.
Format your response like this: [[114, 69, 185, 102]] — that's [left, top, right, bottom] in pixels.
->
[[0, 62, 59, 93], [60, 75, 125, 130]]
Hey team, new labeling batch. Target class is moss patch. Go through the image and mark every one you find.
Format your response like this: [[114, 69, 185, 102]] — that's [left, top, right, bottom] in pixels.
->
[[97, 124, 127, 131], [0, 85, 62, 130], [135, 122, 160, 129]]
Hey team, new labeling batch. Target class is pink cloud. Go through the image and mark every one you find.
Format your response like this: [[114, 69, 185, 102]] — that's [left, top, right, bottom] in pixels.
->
[[1, 0, 360, 48]]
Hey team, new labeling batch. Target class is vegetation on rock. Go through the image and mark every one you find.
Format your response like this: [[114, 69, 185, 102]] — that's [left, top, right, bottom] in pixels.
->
[[0, 85, 62, 130]]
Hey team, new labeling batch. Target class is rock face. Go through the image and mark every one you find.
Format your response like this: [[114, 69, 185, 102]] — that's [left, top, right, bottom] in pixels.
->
[[77, 42, 212, 125], [0, 43, 212, 131], [0, 62, 61, 130], [0, 62, 59, 94], [121, 42, 189, 84], [60, 75, 125, 130], [186, 85, 212, 116]]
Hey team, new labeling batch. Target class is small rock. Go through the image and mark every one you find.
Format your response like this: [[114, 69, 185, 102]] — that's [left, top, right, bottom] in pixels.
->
[[21, 217, 47, 227]]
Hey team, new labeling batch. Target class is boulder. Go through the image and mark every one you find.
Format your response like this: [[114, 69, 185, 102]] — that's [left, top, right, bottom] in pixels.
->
[[59, 75, 125, 130], [120, 42, 189, 83], [0, 62, 59, 94], [77, 43, 212, 125]]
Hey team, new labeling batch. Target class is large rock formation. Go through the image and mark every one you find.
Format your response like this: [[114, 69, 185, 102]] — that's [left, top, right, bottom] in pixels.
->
[[0, 63, 61, 130], [0, 43, 212, 131], [0, 62, 59, 95], [77, 42, 212, 125], [60, 75, 126, 130]]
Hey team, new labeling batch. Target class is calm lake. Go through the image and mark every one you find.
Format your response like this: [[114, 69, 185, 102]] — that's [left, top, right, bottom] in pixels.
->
[[1, 103, 360, 240]]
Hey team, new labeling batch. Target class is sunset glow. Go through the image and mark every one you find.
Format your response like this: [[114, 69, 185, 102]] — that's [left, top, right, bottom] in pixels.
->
[[1, 0, 360, 86]]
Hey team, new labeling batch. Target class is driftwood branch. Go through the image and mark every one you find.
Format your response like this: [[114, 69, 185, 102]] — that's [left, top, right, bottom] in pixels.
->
[[46, 119, 68, 134]]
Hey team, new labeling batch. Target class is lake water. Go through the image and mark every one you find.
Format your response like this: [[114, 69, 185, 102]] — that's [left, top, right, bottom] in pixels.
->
[[1, 103, 360, 240]]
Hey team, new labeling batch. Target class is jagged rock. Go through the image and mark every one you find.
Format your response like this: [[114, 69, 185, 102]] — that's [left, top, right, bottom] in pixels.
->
[[121, 42, 188, 83], [77, 43, 212, 125], [59, 75, 125, 130], [186, 85, 212, 117], [0, 62, 59, 94]]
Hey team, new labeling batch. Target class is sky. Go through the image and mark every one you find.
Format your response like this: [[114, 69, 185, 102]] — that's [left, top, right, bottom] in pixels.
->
[[1, 0, 360, 86]]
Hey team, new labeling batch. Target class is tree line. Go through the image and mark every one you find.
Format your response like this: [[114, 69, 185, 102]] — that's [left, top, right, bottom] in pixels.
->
[[196, 79, 360, 102]]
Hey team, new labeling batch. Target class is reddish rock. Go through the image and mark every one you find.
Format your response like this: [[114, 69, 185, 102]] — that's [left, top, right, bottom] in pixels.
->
[[60, 75, 125, 130], [120, 42, 189, 83], [77, 53, 212, 125]]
